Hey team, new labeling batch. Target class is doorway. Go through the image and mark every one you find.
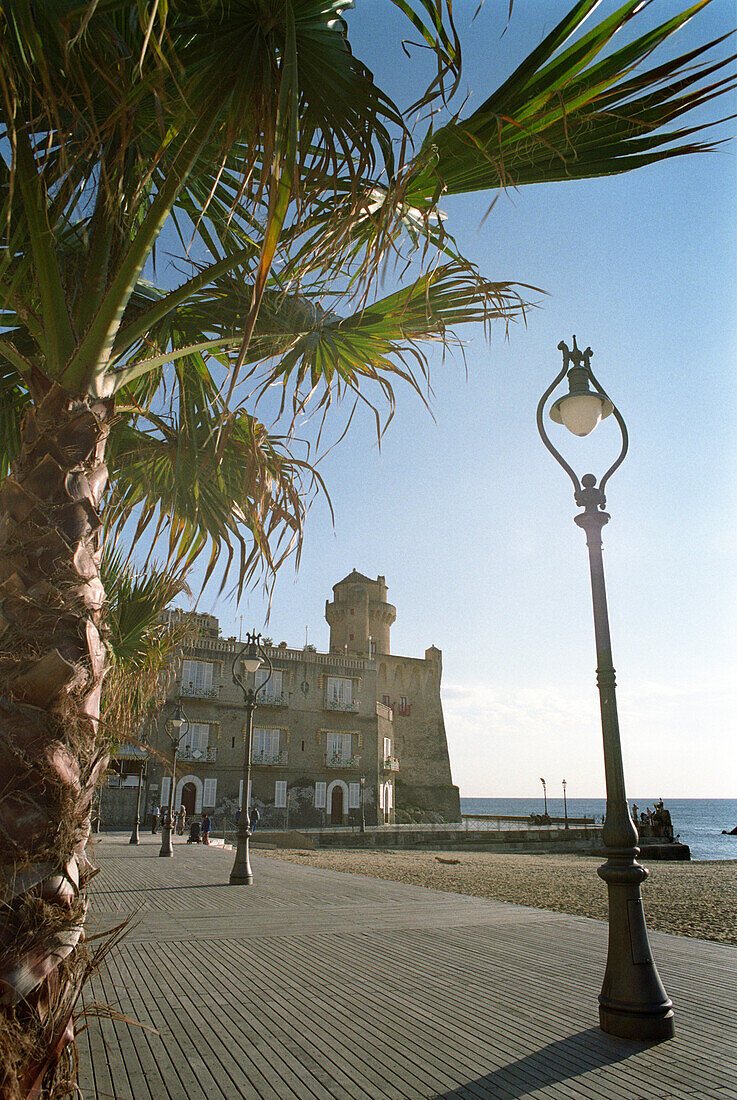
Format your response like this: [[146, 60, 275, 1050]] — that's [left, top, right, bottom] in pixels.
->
[[182, 782, 197, 817], [330, 785, 344, 825]]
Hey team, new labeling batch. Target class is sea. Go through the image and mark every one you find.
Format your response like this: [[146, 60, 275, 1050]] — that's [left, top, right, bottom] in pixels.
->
[[460, 798, 737, 862]]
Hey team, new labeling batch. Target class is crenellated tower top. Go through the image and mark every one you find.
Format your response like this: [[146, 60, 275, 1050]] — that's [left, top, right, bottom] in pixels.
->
[[325, 570, 396, 655]]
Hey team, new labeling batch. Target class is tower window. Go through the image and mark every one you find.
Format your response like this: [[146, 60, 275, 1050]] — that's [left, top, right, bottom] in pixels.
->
[[301, 740, 305, 752]]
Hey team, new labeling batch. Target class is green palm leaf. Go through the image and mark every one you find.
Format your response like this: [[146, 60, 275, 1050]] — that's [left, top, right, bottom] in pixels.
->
[[405, 0, 736, 203]]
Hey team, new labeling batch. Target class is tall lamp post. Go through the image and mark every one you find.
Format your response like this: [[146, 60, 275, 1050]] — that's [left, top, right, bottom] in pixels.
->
[[540, 777, 548, 818], [230, 631, 272, 885], [537, 336, 674, 1041], [562, 778, 569, 830], [359, 775, 366, 834], [129, 735, 149, 845], [159, 701, 189, 858]]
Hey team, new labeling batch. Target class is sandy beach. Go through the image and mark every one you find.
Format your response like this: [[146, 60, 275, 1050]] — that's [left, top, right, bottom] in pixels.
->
[[258, 848, 737, 945]]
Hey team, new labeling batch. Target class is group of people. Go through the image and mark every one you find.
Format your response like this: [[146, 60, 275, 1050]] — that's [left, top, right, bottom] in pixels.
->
[[149, 802, 261, 844], [150, 803, 212, 843], [631, 799, 673, 839]]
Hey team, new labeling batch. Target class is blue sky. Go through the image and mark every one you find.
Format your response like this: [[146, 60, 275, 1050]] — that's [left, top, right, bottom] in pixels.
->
[[177, 2, 736, 799]]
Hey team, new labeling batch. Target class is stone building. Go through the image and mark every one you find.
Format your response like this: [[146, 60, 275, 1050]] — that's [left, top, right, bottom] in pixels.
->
[[135, 571, 460, 828]]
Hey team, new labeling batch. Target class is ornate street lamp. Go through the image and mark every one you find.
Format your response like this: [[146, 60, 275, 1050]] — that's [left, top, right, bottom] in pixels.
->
[[540, 777, 548, 818], [360, 775, 366, 834], [537, 336, 674, 1041], [128, 734, 149, 845], [159, 701, 189, 858], [562, 778, 569, 830], [230, 631, 272, 885]]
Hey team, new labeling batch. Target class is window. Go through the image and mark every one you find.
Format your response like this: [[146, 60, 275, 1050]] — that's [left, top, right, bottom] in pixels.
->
[[326, 676, 353, 708], [349, 782, 360, 809], [382, 694, 391, 707], [383, 737, 392, 761], [183, 722, 209, 754], [315, 781, 327, 809], [397, 696, 411, 716], [301, 740, 305, 752], [369, 639, 376, 655], [327, 732, 352, 764], [275, 780, 287, 808], [378, 782, 384, 810], [203, 777, 217, 807], [181, 659, 213, 694], [384, 783, 393, 812], [253, 728, 281, 762], [350, 608, 354, 615], [349, 633, 354, 641], [256, 667, 283, 699]]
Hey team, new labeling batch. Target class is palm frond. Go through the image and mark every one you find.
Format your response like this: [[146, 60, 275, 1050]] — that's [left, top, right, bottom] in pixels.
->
[[405, 0, 736, 202]]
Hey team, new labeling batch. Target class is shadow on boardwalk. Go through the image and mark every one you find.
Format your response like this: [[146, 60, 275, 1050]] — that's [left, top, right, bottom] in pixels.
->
[[79, 835, 736, 1100]]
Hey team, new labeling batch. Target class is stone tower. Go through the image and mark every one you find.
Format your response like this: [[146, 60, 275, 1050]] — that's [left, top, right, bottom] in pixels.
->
[[326, 570, 397, 655]]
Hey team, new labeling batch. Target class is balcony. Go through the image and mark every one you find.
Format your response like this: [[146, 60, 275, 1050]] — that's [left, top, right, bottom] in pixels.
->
[[324, 698, 359, 713], [252, 749, 289, 767], [256, 691, 286, 707], [178, 745, 218, 763], [178, 683, 219, 699], [383, 757, 400, 773], [376, 701, 393, 721], [325, 753, 362, 769]]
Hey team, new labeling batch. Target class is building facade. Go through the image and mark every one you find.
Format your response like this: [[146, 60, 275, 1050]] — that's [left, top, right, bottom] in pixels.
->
[[137, 571, 460, 828]]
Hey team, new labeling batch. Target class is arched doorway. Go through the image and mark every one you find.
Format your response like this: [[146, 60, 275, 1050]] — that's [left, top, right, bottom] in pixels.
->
[[181, 782, 197, 817], [330, 785, 344, 825]]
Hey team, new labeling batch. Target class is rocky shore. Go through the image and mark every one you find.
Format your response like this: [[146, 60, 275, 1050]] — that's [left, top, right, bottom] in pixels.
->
[[258, 848, 736, 945]]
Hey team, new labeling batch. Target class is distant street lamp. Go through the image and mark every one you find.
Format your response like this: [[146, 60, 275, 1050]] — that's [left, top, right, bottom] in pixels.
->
[[562, 779, 569, 830], [230, 631, 272, 885], [159, 702, 189, 858], [537, 336, 674, 1041], [360, 775, 366, 834], [540, 777, 548, 817], [129, 734, 149, 845]]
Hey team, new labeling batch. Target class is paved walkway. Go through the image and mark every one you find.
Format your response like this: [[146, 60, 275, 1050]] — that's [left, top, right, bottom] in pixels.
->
[[78, 834, 736, 1100]]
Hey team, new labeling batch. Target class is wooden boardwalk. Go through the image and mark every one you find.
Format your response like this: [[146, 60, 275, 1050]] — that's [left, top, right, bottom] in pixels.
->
[[78, 834, 736, 1100]]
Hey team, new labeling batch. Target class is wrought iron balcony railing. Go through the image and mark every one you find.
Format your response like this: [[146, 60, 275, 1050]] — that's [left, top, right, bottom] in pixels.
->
[[383, 757, 400, 772], [178, 745, 217, 763], [252, 749, 289, 766], [256, 691, 286, 707], [325, 753, 361, 769], [178, 683, 219, 699], [324, 698, 359, 713]]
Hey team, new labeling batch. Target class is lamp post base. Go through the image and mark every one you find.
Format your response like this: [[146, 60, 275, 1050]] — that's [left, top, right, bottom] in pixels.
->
[[229, 828, 254, 885], [129, 817, 140, 845], [597, 852, 674, 1042], [158, 826, 174, 857]]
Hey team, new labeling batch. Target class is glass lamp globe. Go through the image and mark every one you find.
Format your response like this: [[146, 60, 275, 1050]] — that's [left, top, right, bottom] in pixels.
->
[[242, 643, 263, 674], [551, 392, 613, 437]]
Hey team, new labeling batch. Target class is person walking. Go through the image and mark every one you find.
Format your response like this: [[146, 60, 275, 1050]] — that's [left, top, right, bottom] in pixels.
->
[[176, 805, 186, 835], [151, 803, 160, 834], [249, 807, 260, 833], [201, 812, 211, 845]]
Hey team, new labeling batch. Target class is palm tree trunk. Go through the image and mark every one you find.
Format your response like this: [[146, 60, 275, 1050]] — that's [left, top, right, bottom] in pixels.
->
[[0, 381, 112, 1098]]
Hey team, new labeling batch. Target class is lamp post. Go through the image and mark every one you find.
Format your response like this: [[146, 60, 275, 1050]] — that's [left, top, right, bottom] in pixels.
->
[[129, 736, 149, 845], [159, 701, 189, 858], [537, 336, 674, 1041], [562, 779, 569, 830], [360, 775, 366, 834], [230, 631, 272, 885], [540, 777, 548, 818]]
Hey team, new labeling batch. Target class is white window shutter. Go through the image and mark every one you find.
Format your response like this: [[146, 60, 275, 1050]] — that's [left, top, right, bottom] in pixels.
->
[[315, 781, 327, 809], [160, 776, 171, 807], [203, 777, 217, 807], [378, 782, 384, 810], [349, 783, 360, 809], [275, 780, 287, 808]]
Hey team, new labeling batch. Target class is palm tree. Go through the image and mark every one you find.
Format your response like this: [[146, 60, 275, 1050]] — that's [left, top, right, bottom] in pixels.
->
[[0, 1, 732, 1094]]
